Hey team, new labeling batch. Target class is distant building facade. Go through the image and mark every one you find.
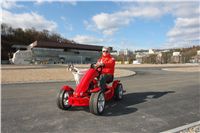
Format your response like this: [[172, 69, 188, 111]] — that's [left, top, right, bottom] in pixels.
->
[[171, 52, 181, 63], [190, 50, 200, 63], [11, 41, 106, 64], [197, 50, 200, 56]]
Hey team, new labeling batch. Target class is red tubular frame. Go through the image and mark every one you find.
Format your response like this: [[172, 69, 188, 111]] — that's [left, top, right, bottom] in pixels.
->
[[61, 68, 121, 107], [68, 96, 90, 106], [62, 85, 74, 92]]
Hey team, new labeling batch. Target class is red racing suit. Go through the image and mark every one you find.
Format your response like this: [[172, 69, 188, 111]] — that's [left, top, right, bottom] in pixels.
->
[[97, 54, 115, 75]]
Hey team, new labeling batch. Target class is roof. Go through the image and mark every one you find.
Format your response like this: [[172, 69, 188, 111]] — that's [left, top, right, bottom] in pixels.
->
[[12, 45, 28, 49], [32, 41, 104, 51]]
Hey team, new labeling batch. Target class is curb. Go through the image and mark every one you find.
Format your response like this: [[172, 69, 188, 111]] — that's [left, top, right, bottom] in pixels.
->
[[161, 121, 200, 133], [2, 80, 74, 85], [162, 67, 200, 72], [2, 70, 136, 85]]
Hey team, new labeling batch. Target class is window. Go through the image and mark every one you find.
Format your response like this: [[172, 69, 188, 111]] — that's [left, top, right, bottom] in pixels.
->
[[74, 51, 80, 54], [85, 57, 91, 61]]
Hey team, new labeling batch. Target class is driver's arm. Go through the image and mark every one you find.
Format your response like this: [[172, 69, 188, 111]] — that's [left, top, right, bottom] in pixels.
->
[[96, 58, 104, 67], [95, 62, 104, 68]]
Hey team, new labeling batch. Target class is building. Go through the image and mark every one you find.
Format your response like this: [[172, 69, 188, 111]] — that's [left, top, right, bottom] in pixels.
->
[[119, 49, 133, 56], [171, 52, 181, 63], [190, 50, 200, 63], [156, 52, 163, 64], [197, 50, 200, 56], [134, 49, 153, 63], [11, 50, 32, 64], [149, 49, 155, 54], [110, 50, 119, 56], [135, 53, 146, 63], [11, 40, 107, 64], [134, 49, 172, 64]]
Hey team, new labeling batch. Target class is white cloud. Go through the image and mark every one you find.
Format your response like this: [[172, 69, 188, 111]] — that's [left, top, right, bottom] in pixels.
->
[[34, 0, 46, 5], [165, 2, 200, 48], [175, 17, 199, 28], [66, 1, 77, 6], [169, 2, 199, 18], [2, 9, 57, 32], [34, 0, 77, 6], [91, 6, 163, 35], [1, 0, 24, 9], [166, 18, 200, 48], [88, 2, 200, 48], [90, 2, 198, 36], [92, 12, 131, 35], [167, 17, 199, 38], [72, 35, 105, 44]]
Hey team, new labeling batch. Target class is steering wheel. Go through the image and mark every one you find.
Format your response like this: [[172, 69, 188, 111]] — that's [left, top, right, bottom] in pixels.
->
[[90, 63, 103, 77], [90, 63, 96, 69]]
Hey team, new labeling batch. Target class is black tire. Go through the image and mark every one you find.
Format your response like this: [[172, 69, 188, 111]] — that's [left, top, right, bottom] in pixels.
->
[[114, 84, 123, 100], [89, 92, 95, 114], [57, 89, 72, 110], [89, 91, 105, 115]]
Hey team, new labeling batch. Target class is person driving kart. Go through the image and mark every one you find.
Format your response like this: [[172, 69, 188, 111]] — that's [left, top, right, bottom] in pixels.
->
[[95, 47, 115, 91]]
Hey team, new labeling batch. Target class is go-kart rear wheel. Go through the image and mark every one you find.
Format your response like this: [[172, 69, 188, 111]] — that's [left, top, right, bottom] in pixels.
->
[[57, 89, 72, 110], [114, 84, 123, 100], [89, 91, 105, 115]]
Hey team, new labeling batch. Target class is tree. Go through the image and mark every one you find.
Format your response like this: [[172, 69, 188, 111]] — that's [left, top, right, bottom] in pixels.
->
[[162, 52, 172, 64], [1, 23, 76, 61]]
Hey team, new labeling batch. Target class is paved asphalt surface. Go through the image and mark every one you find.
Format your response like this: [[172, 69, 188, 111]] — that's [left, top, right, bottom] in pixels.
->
[[2, 67, 200, 133]]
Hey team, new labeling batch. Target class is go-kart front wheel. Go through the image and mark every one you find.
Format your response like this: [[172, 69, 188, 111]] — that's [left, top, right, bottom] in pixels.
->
[[114, 84, 123, 100], [89, 91, 105, 115], [57, 90, 72, 110]]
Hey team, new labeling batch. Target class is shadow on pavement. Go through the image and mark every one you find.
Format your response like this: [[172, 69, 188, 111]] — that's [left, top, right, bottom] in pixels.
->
[[59, 91, 174, 116], [102, 91, 175, 116]]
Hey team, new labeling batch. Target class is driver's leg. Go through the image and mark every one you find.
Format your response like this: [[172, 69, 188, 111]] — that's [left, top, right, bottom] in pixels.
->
[[99, 74, 107, 91], [100, 74, 113, 91]]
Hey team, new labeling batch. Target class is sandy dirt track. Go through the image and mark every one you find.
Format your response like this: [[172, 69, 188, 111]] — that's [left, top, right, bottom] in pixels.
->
[[1, 68, 135, 84], [1, 64, 199, 84]]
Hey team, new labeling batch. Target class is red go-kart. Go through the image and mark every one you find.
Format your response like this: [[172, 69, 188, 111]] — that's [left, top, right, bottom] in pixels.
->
[[57, 64, 124, 115]]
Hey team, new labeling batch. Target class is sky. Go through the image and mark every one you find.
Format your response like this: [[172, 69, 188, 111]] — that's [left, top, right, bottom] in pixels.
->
[[1, 0, 200, 51]]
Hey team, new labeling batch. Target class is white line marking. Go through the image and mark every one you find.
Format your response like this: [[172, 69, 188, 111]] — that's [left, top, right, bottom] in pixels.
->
[[161, 121, 200, 133]]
